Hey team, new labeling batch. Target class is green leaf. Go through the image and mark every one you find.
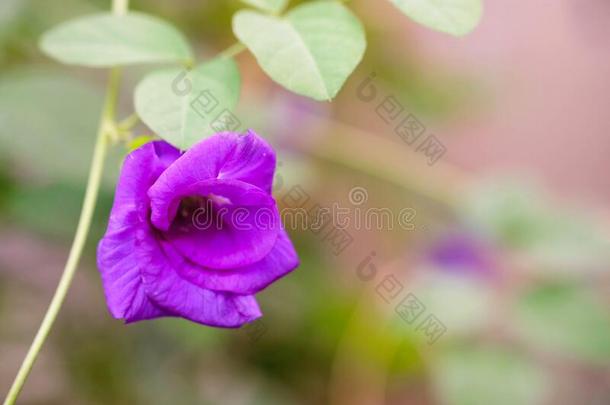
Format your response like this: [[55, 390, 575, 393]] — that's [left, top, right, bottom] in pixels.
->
[[134, 58, 241, 150], [232, 2, 366, 101], [432, 345, 549, 405], [512, 284, 610, 364], [389, 0, 482, 36], [240, 0, 288, 14], [40, 12, 193, 67]]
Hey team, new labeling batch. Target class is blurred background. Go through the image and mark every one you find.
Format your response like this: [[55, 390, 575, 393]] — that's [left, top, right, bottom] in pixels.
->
[[1, 0, 610, 404]]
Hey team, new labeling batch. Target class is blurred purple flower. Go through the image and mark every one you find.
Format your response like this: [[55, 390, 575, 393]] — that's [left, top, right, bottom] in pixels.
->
[[427, 232, 496, 279], [97, 131, 299, 327]]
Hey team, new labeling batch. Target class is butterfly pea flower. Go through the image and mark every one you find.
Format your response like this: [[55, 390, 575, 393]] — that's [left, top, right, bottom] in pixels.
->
[[97, 131, 299, 327], [427, 231, 496, 280]]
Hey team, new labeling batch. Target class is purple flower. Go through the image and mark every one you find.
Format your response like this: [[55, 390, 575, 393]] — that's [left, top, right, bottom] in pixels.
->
[[427, 232, 496, 279], [97, 131, 299, 327]]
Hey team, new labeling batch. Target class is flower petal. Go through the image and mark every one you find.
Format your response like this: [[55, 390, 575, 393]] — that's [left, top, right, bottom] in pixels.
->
[[97, 141, 180, 322], [148, 131, 276, 228], [98, 227, 167, 322], [161, 229, 299, 294], [138, 228, 262, 327], [215, 130, 276, 193], [150, 178, 280, 269]]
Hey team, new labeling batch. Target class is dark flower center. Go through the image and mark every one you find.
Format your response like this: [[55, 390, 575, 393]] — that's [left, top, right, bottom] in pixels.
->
[[169, 195, 230, 234], [151, 182, 280, 270]]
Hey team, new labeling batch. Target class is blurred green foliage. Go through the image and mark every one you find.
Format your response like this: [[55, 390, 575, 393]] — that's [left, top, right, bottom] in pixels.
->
[[432, 344, 548, 405], [0, 1, 608, 404]]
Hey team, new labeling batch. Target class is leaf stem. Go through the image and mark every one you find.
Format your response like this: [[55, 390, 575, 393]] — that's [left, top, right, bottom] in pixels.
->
[[117, 112, 140, 134], [112, 0, 128, 15], [2, 0, 128, 402], [220, 42, 246, 59]]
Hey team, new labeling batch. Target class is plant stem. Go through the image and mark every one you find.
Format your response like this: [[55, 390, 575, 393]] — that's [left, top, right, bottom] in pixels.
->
[[113, 0, 128, 15], [2, 69, 119, 405], [220, 42, 246, 59], [2, 0, 128, 401]]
